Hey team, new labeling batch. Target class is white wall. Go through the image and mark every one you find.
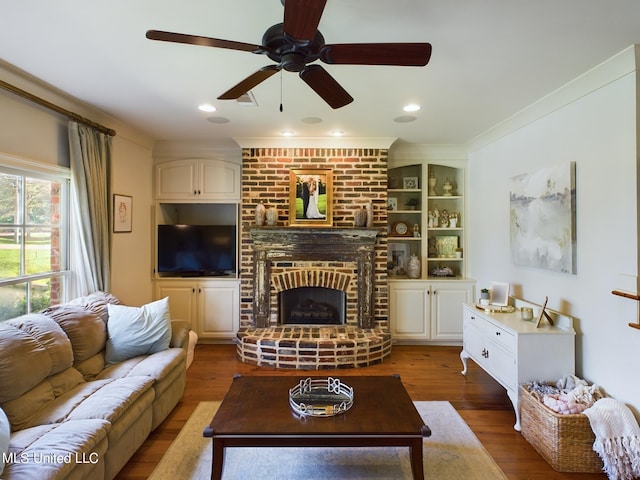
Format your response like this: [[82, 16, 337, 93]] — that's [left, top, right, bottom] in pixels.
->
[[467, 46, 640, 413], [0, 61, 155, 306]]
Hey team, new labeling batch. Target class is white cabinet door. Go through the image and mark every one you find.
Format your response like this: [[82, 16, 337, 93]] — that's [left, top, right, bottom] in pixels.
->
[[156, 160, 198, 200], [156, 159, 241, 201], [155, 281, 197, 329], [430, 282, 473, 340], [389, 281, 429, 339], [198, 281, 240, 339], [198, 160, 241, 201]]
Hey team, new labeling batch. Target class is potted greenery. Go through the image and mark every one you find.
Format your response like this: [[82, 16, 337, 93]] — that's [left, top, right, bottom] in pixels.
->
[[404, 198, 419, 210], [479, 288, 490, 305]]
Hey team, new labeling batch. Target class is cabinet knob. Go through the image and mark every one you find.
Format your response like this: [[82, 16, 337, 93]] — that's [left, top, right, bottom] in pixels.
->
[[495, 331, 501, 336]]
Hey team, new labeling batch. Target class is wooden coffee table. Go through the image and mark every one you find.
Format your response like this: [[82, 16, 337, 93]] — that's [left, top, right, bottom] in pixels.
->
[[203, 374, 430, 480]]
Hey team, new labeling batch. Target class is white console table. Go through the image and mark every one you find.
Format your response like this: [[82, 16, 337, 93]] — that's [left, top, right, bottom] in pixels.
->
[[460, 302, 575, 430]]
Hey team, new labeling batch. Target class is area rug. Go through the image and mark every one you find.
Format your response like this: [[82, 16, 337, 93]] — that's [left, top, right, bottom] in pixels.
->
[[149, 401, 507, 480]]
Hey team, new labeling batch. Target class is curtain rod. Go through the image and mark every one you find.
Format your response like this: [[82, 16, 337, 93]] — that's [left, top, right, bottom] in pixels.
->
[[0, 79, 116, 137]]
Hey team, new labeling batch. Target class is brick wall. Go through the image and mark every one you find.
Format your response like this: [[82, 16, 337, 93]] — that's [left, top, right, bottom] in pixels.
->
[[240, 148, 388, 328]]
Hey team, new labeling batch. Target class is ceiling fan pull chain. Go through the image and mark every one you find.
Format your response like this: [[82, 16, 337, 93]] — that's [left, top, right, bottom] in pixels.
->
[[279, 70, 284, 112]]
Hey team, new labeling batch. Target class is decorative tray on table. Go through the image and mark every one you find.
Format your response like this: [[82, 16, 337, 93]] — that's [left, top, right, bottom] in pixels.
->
[[289, 377, 354, 417]]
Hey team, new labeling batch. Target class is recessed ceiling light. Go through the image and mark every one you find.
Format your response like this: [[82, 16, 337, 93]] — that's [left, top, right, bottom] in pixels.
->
[[281, 130, 295, 137], [330, 129, 344, 137], [198, 104, 216, 112], [403, 104, 421, 112]]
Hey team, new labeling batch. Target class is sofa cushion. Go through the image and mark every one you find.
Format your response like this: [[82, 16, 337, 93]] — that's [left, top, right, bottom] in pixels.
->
[[67, 290, 121, 322], [6, 419, 109, 480], [105, 297, 172, 365], [42, 304, 107, 363], [0, 315, 73, 403], [2, 368, 85, 432], [0, 407, 9, 476]]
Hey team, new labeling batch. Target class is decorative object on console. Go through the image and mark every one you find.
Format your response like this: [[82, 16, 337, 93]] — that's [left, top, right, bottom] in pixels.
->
[[535, 296, 554, 327], [490, 281, 510, 306], [510, 162, 576, 274], [354, 206, 368, 227], [521, 307, 534, 321], [404, 197, 419, 210], [365, 201, 373, 227], [406, 254, 421, 278], [289, 168, 333, 227], [428, 167, 437, 195], [254, 202, 266, 226], [442, 178, 453, 196], [479, 288, 490, 305], [265, 207, 278, 226], [288, 377, 354, 417]]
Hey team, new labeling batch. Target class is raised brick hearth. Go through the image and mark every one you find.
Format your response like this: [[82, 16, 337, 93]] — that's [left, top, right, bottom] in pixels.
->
[[237, 147, 390, 369]]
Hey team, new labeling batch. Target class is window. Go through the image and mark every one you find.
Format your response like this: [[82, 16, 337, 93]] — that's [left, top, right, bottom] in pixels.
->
[[0, 158, 70, 321]]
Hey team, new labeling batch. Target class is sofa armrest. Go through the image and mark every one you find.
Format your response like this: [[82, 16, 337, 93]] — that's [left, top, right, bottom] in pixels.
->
[[170, 320, 190, 350]]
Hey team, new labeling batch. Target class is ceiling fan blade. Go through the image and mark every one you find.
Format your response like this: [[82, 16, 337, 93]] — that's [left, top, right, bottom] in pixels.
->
[[299, 65, 353, 109], [146, 30, 268, 54], [283, 0, 327, 42], [218, 65, 281, 100], [320, 43, 432, 66]]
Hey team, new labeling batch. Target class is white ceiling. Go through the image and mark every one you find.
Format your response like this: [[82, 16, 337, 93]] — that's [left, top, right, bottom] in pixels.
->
[[2, 0, 640, 149]]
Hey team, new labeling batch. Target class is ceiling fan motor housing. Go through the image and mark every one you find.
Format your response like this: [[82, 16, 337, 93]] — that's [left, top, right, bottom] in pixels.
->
[[263, 23, 325, 71]]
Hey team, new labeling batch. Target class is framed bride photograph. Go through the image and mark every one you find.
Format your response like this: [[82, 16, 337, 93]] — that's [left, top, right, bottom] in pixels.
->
[[288, 168, 333, 227]]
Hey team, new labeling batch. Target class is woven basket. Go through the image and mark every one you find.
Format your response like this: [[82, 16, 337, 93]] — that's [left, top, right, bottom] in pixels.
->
[[520, 386, 603, 473]]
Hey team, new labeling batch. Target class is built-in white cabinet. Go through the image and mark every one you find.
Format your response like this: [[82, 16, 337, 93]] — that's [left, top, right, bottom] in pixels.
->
[[460, 303, 575, 430], [389, 279, 474, 342], [155, 159, 241, 201], [155, 278, 239, 341]]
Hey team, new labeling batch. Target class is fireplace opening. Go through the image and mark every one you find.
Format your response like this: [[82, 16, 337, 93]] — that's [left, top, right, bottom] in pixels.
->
[[279, 287, 346, 325]]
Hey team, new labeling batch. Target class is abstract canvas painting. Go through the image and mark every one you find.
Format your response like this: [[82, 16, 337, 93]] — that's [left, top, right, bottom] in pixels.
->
[[509, 162, 576, 274]]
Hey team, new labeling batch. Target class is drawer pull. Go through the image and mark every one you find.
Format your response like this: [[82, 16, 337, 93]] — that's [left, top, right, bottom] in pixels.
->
[[482, 348, 489, 358], [495, 331, 501, 336]]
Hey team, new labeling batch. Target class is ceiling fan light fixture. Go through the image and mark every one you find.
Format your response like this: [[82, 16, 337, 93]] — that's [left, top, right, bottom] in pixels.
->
[[403, 104, 421, 112]]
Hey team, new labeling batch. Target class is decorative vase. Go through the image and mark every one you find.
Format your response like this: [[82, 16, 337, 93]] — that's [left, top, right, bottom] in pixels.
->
[[354, 207, 368, 227], [254, 202, 266, 226], [365, 201, 373, 227], [265, 207, 278, 226], [406, 255, 421, 279], [428, 175, 437, 196], [442, 178, 453, 196]]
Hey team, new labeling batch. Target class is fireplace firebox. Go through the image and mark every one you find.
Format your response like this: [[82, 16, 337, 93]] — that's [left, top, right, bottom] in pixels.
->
[[279, 287, 346, 325]]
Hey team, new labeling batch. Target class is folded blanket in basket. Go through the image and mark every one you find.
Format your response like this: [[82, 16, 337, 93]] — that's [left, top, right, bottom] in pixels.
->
[[583, 398, 640, 480]]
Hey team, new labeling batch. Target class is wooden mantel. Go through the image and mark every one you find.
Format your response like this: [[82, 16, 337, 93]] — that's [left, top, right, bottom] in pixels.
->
[[248, 227, 382, 328]]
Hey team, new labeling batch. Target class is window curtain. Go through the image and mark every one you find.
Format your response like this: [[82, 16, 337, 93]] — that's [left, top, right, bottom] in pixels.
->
[[68, 121, 112, 297]]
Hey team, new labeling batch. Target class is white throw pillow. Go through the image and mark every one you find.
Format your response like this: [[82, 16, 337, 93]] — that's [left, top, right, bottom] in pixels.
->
[[105, 297, 172, 365], [0, 406, 9, 476]]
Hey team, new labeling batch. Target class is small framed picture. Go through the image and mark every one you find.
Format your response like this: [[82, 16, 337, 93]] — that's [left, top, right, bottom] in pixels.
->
[[387, 197, 398, 211], [113, 194, 132, 233], [490, 281, 510, 306], [403, 176, 419, 189], [388, 243, 410, 270]]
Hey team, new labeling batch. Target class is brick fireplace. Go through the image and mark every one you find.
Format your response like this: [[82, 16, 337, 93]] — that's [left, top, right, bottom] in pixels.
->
[[237, 147, 391, 369]]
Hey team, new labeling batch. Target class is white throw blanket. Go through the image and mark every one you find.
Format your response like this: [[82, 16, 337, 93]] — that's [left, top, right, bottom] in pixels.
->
[[583, 398, 640, 479]]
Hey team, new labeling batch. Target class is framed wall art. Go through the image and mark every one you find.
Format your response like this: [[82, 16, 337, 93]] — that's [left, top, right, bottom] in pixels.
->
[[288, 169, 333, 226], [113, 194, 132, 233]]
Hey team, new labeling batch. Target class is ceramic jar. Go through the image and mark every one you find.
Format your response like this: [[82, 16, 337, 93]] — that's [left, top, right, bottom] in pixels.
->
[[406, 254, 421, 279], [255, 202, 266, 226], [265, 207, 278, 226], [354, 207, 368, 227]]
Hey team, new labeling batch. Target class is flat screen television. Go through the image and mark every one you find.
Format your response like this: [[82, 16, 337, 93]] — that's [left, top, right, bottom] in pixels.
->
[[157, 224, 236, 276]]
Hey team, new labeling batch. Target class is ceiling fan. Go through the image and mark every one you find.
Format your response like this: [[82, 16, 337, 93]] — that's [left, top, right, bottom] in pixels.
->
[[146, 0, 432, 109]]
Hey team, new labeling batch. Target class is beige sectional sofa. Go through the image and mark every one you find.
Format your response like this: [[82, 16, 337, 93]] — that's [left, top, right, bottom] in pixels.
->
[[0, 292, 190, 480]]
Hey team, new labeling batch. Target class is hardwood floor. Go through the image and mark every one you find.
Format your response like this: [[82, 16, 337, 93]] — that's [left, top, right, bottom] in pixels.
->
[[115, 344, 606, 480]]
